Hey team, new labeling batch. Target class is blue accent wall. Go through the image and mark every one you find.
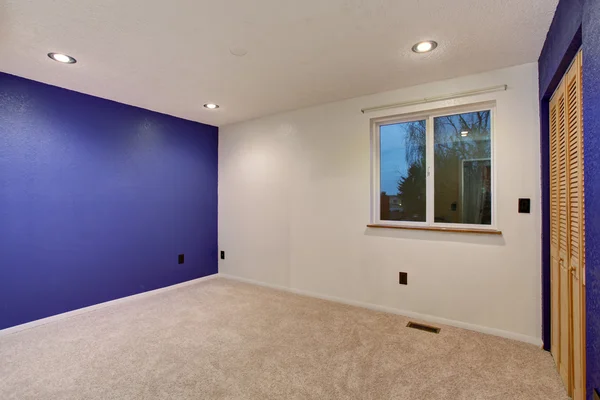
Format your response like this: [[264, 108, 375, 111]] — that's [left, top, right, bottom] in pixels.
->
[[539, 0, 583, 98], [0, 72, 218, 330], [539, 0, 600, 397], [582, 0, 600, 395], [538, 0, 583, 355]]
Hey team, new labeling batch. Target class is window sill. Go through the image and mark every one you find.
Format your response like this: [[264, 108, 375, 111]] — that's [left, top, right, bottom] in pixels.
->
[[366, 224, 502, 235]]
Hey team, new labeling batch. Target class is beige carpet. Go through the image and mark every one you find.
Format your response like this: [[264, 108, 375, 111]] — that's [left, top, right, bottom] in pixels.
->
[[0, 278, 568, 400]]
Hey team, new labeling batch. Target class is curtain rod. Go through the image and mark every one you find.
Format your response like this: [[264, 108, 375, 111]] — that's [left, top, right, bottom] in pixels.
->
[[360, 85, 508, 114]]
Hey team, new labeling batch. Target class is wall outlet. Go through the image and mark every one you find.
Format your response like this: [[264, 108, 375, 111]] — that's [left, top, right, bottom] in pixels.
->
[[178, 254, 184, 264], [220, 251, 225, 260], [399, 272, 408, 285]]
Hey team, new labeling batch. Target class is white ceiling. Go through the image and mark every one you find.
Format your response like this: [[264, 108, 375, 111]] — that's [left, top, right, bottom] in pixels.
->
[[0, 0, 558, 127]]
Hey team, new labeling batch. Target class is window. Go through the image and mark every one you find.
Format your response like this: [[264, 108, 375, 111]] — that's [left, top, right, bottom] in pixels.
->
[[379, 119, 426, 222], [372, 104, 495, 229]]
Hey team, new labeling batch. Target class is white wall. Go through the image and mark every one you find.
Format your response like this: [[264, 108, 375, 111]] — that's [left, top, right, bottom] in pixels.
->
[[218, 63, 542, 344]]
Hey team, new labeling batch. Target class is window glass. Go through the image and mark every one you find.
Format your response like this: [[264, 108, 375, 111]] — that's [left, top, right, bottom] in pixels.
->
[[433, 111, 492, 225], [380, 120, 426, 222]]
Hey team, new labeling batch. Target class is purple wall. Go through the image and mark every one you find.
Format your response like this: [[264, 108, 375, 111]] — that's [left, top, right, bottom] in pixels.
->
[[582, 0, 600, 395], [0, 72, 218, 330], [538, 0, 583, 355], [539, 0, 583, 97], [539, 0, 600, 397]]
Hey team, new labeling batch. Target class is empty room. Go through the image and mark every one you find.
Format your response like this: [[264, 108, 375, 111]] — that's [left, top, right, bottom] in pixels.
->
[[1, 0, 599, 399]]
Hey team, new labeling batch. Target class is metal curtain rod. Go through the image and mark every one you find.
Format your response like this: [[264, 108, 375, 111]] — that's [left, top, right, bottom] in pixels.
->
[[360, 85, 508, 114]]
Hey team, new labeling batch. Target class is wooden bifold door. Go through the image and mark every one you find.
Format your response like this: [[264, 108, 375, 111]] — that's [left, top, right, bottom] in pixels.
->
[[549, 49, 586, 400]]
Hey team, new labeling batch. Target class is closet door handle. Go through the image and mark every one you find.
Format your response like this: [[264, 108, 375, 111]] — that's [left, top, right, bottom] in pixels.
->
[[569, 266, 576, 275]]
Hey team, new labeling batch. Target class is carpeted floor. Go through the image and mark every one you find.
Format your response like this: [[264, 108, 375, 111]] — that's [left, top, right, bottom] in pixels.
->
[[0, 278, 568, 400]]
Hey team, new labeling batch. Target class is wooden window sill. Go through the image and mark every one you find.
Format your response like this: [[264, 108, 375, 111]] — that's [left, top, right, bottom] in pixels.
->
[[367, 224, 502, 235]]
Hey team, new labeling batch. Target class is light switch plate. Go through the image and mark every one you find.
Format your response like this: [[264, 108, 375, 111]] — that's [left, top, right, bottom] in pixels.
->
[[518, 198, 531, 214]]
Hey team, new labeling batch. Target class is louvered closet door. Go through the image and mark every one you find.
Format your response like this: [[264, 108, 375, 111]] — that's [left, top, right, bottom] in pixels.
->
[[567, 50, 585, 400], [549, 49, 585, 400], [549, 90, 560, 369], [557, 78, 571, 391], [580, 50, 587, 400]]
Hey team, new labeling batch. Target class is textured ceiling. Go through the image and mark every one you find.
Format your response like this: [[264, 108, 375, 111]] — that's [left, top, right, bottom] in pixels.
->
[[0, 0, 558, 126]]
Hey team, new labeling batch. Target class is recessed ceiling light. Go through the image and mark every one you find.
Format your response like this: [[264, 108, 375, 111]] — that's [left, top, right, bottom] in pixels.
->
[[48, 53, 77, 64], [204, 103, 219, 110], [461, 130, 469, 137], [412, 41, 438, 53]]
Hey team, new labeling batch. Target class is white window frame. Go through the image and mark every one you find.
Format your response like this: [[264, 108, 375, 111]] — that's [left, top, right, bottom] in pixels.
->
[[370, 101, 497, 231]]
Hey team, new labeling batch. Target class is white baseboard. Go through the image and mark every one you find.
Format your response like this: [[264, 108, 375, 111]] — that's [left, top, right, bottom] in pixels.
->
[[2, 272, 542, 347], [0, 273, 220, 337], [219, 273, 542, 347]]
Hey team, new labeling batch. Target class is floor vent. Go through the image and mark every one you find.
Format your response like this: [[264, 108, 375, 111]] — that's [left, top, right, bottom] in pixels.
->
[[406, 321, 441, 334]]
